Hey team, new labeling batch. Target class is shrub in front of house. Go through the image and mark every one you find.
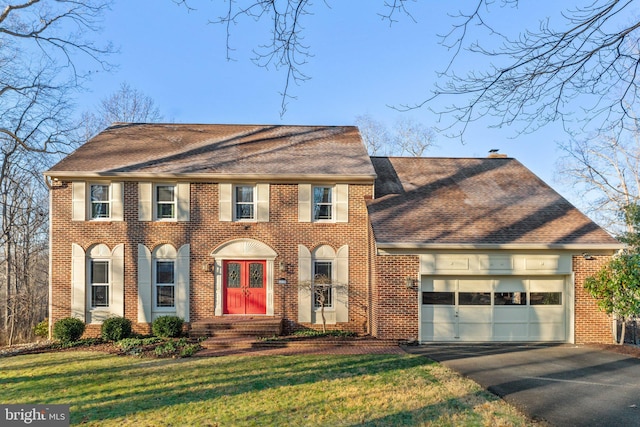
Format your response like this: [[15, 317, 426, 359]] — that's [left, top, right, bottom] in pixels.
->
[[52, 317, 85, 343], [152, 316, 184, 338], [101, 316, 133, 341], [34, 319, 49, 339]]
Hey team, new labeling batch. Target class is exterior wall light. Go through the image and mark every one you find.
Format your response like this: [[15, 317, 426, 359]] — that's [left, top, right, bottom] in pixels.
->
[[405, 277, 416, 289]]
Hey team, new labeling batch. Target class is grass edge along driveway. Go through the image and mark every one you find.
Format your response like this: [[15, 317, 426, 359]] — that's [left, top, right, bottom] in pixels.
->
[[1, 351, 537, 426]]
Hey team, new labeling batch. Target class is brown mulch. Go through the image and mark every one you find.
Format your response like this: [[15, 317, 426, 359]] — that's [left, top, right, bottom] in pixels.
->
[[587, 343, 640, 358]]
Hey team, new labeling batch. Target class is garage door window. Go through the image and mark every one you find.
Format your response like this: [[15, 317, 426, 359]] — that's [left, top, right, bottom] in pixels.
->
[[459, 292, 491, 305], [530, 292, 562, 305], [422, 292, 454, 305], [495, 292, 526, 305]]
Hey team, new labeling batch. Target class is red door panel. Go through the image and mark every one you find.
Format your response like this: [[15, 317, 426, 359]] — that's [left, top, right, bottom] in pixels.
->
[[246, 262, 266, 314], [223, 260, 266, 315]]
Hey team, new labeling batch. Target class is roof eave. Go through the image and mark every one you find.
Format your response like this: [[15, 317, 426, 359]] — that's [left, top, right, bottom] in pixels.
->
[[376, 242, 624, 252], [43, 171, 377, 184]]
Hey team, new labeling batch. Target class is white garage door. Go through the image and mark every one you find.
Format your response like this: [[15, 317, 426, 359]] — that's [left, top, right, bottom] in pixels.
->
[[420, 277, 567, 342]]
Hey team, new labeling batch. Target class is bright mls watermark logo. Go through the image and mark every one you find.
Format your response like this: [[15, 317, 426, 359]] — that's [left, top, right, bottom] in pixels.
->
[[1, 405, 69, 426]]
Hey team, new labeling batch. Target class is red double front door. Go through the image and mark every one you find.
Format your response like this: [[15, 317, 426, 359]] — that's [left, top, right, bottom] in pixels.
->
[[223, 260, 267, 315]]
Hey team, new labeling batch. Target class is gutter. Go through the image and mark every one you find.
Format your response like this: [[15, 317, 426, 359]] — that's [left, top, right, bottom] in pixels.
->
[[43, 171, 377, 184], [376, 242, 624, 252]]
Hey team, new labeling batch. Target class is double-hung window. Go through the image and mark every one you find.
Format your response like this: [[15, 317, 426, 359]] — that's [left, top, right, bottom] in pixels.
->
[[235, 185, 255, 220], [313, 186, 333, 221], [313, 261, 333, 308], [90, 260, 110, 308], [156, 184, 176, 220], [90, 184, 110, 219], [155, 260, 175, 308]]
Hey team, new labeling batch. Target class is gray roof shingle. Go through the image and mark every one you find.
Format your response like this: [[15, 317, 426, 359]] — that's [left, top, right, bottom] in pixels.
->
[[47, 123, 376, 179], [367, 156, 620, 247]]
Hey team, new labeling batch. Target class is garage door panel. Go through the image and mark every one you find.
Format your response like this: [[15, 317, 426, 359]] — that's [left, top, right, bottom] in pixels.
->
[[495, 278, 526, 292], [529, 322, 565, 341], [421, 306, 457, 340], [494, 323, 528, 340], [428, 279, 456, 292], [529, 306, 564, 322], [494, 306, 528, 322], [459, 322, 492, 340], [420, 276, 568, 343], [421, 306, 456, 322], [430, 323, 457, 340], [529, 278, 564, 292], [458, 279, 492, 292], [458, 307, 492, 323]]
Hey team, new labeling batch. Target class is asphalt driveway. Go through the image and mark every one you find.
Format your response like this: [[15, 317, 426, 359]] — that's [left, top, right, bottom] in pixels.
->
[[405, 344, 640, 427]]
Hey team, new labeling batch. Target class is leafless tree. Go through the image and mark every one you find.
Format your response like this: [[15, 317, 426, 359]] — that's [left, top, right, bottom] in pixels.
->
[[355, 114, 391, 155], [79, 82, 165, 140], [176, 1, 640, 139], [0, 1, 112, 344], [557, 127, 640, 235], [423, 0, 640, 141], [355, 115, 436, 157], [392, 117, 436, 157], [0, 155, 49, 345]]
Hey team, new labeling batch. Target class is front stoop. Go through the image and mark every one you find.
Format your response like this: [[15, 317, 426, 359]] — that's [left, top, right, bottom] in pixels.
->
[[189, 317, 284, 339]]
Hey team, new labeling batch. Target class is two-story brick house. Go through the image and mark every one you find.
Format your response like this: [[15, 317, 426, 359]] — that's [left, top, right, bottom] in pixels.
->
[[45, 123, 622, 343]]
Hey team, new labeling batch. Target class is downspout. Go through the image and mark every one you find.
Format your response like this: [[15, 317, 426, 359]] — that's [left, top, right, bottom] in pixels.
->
[[46, 176, 53, 339]]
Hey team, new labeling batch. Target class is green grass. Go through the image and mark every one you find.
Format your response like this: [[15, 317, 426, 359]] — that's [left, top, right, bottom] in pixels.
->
[[1, 351, 534, 426]]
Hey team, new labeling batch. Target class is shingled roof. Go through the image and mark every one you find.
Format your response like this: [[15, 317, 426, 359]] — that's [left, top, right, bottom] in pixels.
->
[[367, 157, 620, 248], [46, 123, 376, 181]]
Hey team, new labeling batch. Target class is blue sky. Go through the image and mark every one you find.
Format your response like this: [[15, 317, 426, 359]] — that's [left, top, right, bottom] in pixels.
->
[[75, 1, 577, 202]]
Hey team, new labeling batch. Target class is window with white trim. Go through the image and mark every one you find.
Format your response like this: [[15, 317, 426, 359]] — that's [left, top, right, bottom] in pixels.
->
[[313, 261, 333, 309], [155, 260, 175, 308], [234, 185, 255, 220], [90, 260, 109, 308], [155, 184, 176, 220], [90, 184, 110, 219], [313, 186, 333, 221]]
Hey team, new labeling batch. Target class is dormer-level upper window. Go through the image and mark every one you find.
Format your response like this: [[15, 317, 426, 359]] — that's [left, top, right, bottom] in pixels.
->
[[90, 184, 110, 219], [235, 185, 255, 220], [313, 186, 333, 221], [156, 184, 176, 220]]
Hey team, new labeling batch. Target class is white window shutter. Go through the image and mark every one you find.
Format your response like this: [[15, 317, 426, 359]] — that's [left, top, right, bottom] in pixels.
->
[[138, 182, 152, 221], [72, 182, 86, 221], [176, 244, 190, 322], [256, 183, 270, 222], [177, 182, 190, 221], [297, 245, 312, 323], [219, 183, 232, 222], [336, 245, 349, 323], [111, 244, 125, 316], [111, 182, 124, 221], [137, 244, 152, 323], [335, 184, 349, 223], [71, 243, 86, 320], [298, 184, 311, 222]]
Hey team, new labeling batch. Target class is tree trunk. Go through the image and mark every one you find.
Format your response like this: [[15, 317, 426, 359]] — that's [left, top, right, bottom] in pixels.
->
[[618, 319, 626, 345]]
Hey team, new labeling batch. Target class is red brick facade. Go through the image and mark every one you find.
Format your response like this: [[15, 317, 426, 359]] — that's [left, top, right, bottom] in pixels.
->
[[372, 255, 420, 340], [50, 181, 373, 336], [50, 182, 616, 344], [573, 255, 614, 344]]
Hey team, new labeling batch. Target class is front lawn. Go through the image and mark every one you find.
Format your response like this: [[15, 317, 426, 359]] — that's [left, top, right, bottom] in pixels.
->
[[1, 351, 534, 426]]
